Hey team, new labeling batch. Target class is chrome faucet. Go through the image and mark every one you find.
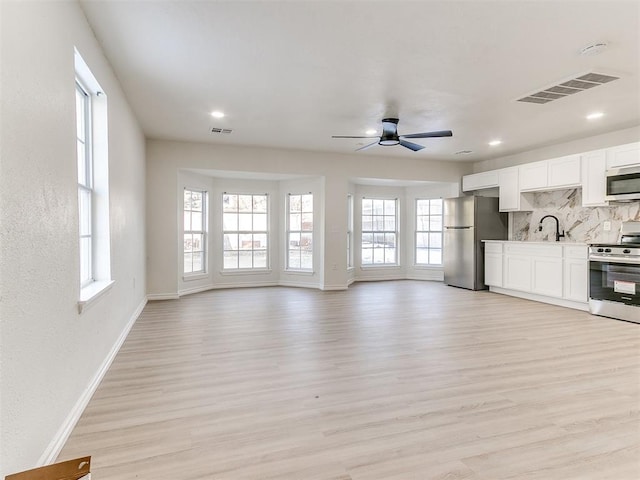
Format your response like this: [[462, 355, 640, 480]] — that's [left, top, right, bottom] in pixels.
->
[[538, 215, 565, 242]]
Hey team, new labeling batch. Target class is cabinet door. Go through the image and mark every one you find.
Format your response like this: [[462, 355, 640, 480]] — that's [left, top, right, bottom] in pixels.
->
[[504, 255, 531, 291], [462, 171, 499, 192], [548, 154, 581, 187], [519, 161, 548, 191], [499, 168, 520, 211], [532, 257, 563, 298], [563, 259, 588, 302], [485, 253, 503, 287], [606, 142, 640, 169], [581, 150, 608, 206]]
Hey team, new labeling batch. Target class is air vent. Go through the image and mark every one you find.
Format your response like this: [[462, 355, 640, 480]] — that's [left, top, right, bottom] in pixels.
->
[[517, 72, 619, 105], [211, 127, 232, 134]]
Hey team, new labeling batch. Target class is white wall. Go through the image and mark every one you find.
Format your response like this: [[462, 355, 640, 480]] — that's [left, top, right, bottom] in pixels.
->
[[146, 140, 469, 296], [0, 1, 147, 476], [473, 125, 640, 172]]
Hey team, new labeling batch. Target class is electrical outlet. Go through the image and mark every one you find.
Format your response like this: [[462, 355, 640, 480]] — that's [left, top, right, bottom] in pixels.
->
[[603, 221, 611, 232]]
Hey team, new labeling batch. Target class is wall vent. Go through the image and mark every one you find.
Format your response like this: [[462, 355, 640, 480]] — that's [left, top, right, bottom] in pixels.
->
[[517, 72, 619, 105], [211, 127, 233, 134]]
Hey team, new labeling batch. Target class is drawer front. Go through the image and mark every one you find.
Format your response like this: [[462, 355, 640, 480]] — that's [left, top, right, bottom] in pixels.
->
[[564, 245, 588, 259], [504, 243, 562, 257], [484, 242, 503, 254]]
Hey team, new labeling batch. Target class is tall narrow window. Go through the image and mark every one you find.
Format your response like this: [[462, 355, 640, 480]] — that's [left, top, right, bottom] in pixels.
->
[[361, 198, 397, 265], [415, 198, 443, 265], [287, 193, 313, 270], [184, 189, 207, 274], [347, 194, 353, 268], [75, 48, 111, 310], [223, 193, 268, 270]]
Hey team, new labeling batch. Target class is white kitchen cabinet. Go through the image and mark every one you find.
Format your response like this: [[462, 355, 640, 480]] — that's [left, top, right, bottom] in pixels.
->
[[581, 149, 608, 206], [563, 246, 588, 302], [503, 244, 533, 292], [518, 155, 581, 192], [462, 171, 499, 192], [606, 142, 640, 169], [484, 242, 503, 287], [531, 256, 563, 298], [499, 167, 533, 212]]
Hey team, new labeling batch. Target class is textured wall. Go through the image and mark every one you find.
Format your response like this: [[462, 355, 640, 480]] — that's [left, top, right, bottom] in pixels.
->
[[512, 189, 640, 243], [0, 2, 146, 476]]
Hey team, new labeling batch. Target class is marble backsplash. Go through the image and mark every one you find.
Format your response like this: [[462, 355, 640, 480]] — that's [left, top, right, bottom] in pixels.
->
[[512, 189, 640, 244]]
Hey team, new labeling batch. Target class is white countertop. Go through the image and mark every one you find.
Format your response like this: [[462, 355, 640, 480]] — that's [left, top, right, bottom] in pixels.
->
[[482, 240, 588, 246]]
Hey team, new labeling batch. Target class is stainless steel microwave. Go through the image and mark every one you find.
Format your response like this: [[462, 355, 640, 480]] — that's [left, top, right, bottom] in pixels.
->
[[605, 165, 640, 202]]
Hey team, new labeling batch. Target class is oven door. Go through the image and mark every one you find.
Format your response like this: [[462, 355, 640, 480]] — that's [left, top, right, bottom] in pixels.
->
[[589, 258, 640, 306]]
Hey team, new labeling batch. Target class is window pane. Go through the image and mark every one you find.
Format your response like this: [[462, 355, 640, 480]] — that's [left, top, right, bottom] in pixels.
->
[[429, 232, 442, 248], [192, 252, 203, 272], [184, 253, 193, 273], [253, 213, 267, 231], [430, 216, 442, 231], [301, 250, 313, 270], [238, 195, 252, 212], [385, 233, 396, 248], [301, 213, 313, 231], [223, 194, 237, 212], [191, 211, 202, 231], [384, 199, 396, 215], [238, 251, 252, 268], [372, 199, 384, 215], [224, 234, 238, 251], [288, 251, 301, 269], [362, 247, 373, 265], [374, 233, 385, 246], [373, 246, 385, 264], [80, 237, 91, 283], [254, 233, 267, 250], [289, 232, 301, 248], [300, 232, 312, 249], [430, 199, 443, 214], [239, 233, 252, 250], [191, 192, 202, 211], [362, 233, 373, 246], [78, 189, 91, 236], [238, 213, 252, 231], [384, 247, 396, 264], [362, 198, 372, 215], [77, 142, 87, 185], [416, 199, 429, 215], [75, 88, 85, 140], [223, 213, 237, 231], [416, 216, 427, 231], [301, 194, 313, 212], [384, 216, 396, 231], [290, 213, 301, 231], [224, 251, 238, 269], [416, 248, 429, 264], [191, 234, 203, 252], [430, 249, 442, 265], [416, 232, 428, 248], [184, 190, 192, 210], [254, 250, 267, 268], [289, 195, 301, 212], [184, 234, 193, 252], [253, 195, 267, 213]]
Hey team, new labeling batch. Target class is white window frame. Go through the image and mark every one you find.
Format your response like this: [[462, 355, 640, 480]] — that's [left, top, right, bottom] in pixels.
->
[[183, 188, 208, 275], [347, 194, 354, 269], [415, 198, 443, 266], [286, 193, 313, 271], [222, 193, 269, 271], [361, 197, 399, 266], [75, 49, 112, 313]]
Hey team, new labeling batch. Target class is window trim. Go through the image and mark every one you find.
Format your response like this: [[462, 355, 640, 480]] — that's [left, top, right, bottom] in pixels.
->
[[361, 197, 399, 267], [76, 79, 93, 288], [286, 193, 314, 272], [347, 194, 354, 270], [221, 193, 270, 271]]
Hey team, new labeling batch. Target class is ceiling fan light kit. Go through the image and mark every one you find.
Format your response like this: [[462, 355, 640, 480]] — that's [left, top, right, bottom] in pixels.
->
[[332, 117, 453, 152]]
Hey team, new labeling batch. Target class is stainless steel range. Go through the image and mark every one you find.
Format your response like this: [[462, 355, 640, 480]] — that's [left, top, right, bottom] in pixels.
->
[[589, 221, 640, 324]]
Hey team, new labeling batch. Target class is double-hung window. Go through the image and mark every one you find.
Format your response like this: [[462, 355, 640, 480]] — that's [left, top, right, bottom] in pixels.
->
[[223, 193, 268, 270], [415, 198, 443, 265], [183, 189, 207, 274], [361, 198, 398, 265], [76, 80, 93, 286], [287, 193, 313, 270], [347, 194, 353, 268]]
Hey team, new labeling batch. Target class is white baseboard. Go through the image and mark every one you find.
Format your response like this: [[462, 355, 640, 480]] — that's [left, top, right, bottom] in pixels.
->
[[320, 284, 349, 291], [490, 287, 589, 311], [38, 296, 147, 466], [147, 293, 180, 301], [277, 280, 321, 289]]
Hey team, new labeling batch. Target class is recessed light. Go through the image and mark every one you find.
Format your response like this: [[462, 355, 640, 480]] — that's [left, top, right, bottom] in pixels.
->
[[586, 112, 604, 120], [365, 129, 377, 135], [210, 110, 225, 118], [488, 140, 502, 146]]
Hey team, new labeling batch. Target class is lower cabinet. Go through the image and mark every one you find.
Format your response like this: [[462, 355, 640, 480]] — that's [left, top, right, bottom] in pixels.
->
[[485, 241, 588, 309]]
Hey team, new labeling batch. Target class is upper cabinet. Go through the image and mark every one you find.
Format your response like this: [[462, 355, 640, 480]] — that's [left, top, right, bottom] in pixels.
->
[[462, 170, 499, 192], [519, 155, 581, 192], [499, 167, 533, 212], [581, 149, 608, 207], [606, 142, 640, 169]]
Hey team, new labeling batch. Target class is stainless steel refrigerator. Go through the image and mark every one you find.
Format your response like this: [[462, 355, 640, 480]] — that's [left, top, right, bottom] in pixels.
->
[[443, 196, 507, 290]]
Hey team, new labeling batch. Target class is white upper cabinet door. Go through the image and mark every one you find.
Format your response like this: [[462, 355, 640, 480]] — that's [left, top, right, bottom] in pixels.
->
[[519, 161, 548, 191], [548, 154, 581, 187], [581, 149, 608, 206], [606, 142, 640, 169], [462, 171, 499, 192]]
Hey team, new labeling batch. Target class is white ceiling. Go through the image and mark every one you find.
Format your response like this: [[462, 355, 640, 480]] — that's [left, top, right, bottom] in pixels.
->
[[80, 0, 640, 162]]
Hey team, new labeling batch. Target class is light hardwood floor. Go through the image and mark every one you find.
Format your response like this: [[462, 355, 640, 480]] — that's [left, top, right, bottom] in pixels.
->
[[59, 281, 640, 479]]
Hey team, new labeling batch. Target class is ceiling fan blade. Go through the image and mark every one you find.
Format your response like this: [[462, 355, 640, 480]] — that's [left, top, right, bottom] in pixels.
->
[[356, 141, 378, 151], [399, 140, 425, 151], [401, 130, 453, 139], [332, 135, 378, 139]]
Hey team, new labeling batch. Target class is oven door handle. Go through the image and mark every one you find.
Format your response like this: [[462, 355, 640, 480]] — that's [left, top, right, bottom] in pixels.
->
[[589, 255, 640, 264]]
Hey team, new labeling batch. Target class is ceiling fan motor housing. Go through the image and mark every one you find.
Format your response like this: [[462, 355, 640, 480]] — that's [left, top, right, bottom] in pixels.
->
[[380, 118, 400, 145]]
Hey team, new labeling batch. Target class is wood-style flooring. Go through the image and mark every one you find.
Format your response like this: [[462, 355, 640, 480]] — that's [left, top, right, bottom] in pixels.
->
[[58, 281, 640, 479]]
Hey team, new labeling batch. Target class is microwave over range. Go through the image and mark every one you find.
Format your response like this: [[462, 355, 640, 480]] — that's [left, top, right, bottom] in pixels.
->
[[605, 165, 640, 202]]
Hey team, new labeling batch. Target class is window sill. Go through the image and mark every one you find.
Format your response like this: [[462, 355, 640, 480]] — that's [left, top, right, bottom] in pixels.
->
[[78, 280, 114, 314], [360, 265, 401, 269], [183, 272, 209, 281], [284, 269, 314, 275], [413, 264, 443, 269], [220, 269, 272, 276]]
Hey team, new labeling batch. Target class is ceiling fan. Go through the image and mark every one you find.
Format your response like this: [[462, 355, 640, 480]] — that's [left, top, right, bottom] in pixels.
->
[[332, 118, 453, 152]]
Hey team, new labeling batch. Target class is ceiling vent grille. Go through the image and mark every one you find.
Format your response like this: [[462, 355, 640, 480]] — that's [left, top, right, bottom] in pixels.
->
[[517, 72, 619, 105], [211, 127, 233, 134]]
